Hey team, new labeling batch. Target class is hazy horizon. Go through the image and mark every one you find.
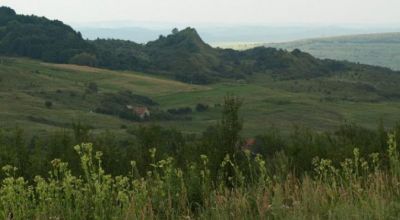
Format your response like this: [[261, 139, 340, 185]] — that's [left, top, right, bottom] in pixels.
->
[[2, 0, 400, 27], [2, 1, 400, 44]]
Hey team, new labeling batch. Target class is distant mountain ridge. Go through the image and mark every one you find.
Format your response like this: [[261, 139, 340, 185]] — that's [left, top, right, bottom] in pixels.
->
[[76, 25, 400, 44], [0, 6, 398, 84], [265, 32, 400, 71]]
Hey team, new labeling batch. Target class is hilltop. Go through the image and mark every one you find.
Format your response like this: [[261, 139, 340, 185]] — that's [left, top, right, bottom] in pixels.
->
[[0, 7, 92, 62], [1, 7, 399, 85]]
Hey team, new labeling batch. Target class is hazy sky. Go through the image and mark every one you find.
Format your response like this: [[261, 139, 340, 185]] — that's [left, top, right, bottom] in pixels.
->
[[2, 0, 400, 26]]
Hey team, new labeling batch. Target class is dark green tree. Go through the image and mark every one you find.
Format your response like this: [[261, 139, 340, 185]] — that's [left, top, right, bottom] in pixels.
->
[[200, 95, 243, 182], [219, 95, 243, 156], [172, 28, 179, 34], [195, 103, 209, 112], [45, 101, 53, 108]]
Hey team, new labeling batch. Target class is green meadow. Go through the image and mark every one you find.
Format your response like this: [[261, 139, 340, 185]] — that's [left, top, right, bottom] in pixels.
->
[[1, 57, 400, 136]]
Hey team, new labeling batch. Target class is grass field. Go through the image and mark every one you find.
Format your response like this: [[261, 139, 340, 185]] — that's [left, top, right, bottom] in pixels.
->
[[0, 58, 207, 134], [1, 57, 400, 136]]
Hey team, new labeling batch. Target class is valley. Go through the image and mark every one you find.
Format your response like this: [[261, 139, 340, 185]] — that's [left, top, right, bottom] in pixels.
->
[[2, 3, 400, 219], [2, 57, 400, 137]]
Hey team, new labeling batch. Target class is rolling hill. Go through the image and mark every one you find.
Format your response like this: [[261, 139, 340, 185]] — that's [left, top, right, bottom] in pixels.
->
[[0, 7, 93, 63], [265, 32, 400, 71], [2, 57, 400, 136], [1, 6, 399, 85], [0, 57, 208, 134], [1, 7, 400, 136]]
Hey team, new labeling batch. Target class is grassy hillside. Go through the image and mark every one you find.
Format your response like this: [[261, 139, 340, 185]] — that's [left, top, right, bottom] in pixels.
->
[[0, 57, 206, 134], [2, 57, 400, 136], [265, 32, 400, 71]]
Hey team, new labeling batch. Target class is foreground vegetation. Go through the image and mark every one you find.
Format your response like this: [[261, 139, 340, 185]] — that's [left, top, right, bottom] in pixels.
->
[[1, 96, 400, 219], [3, 139, 400, 219]]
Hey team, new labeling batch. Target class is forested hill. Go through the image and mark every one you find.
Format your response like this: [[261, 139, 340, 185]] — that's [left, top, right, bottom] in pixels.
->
[[0, 7, 93, 63], [0, 7, 398, 84]]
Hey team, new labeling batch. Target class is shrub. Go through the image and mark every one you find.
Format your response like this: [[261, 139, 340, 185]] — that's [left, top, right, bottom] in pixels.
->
[[0, 134, 399, 219], [85, 82, 98, 93], [167, 107, 192, 115], [44, 101, 52, 108], [95, 91, 158, 121], [196, 103, 209, 112], [69, 91, 77, 97]]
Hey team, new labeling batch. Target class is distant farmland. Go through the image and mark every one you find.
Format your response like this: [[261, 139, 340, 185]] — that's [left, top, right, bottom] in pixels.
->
[[264, 32, 400, 71]]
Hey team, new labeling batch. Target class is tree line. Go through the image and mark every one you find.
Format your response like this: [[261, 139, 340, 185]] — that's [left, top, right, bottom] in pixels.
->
[[0, 95, 398, 183]]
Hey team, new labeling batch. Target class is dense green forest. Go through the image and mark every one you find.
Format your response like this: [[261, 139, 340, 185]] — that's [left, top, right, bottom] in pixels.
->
[[0, 7, 92, 63], [0, 7, 398, 84]]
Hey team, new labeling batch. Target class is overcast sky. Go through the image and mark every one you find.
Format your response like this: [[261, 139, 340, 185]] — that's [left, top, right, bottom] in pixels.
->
[[2, 0, 400, 26]]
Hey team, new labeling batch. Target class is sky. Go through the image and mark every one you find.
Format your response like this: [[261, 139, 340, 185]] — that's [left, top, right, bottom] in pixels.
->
[[1, 0, 400, 26]]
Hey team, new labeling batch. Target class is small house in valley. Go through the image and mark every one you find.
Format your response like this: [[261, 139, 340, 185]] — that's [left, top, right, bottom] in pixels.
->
[[127, 105, 150, 119]]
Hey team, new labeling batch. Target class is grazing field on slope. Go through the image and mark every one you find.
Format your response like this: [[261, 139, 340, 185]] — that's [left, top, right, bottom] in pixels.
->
[[156, 80, 400, 135], [1, 57, 400, 136], [0, 57, 207, 135]]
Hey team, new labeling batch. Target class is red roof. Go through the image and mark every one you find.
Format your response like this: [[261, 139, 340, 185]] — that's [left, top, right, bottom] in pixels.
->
[[133, 107, 149, 116], [245, 138, 256, 146], [242, 138, 256, 151]]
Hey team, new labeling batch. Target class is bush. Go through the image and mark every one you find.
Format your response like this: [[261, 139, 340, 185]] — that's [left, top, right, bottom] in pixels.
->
[[0, 134, 400, 219], [85, 82, 98, 93], [45, 101, 52, 108], [167, 107, 192, 115], [95, 91, 158, 121], [69, 91, 77, 97], [195, 103, 209, 112], [149, 109, 174, 121]]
